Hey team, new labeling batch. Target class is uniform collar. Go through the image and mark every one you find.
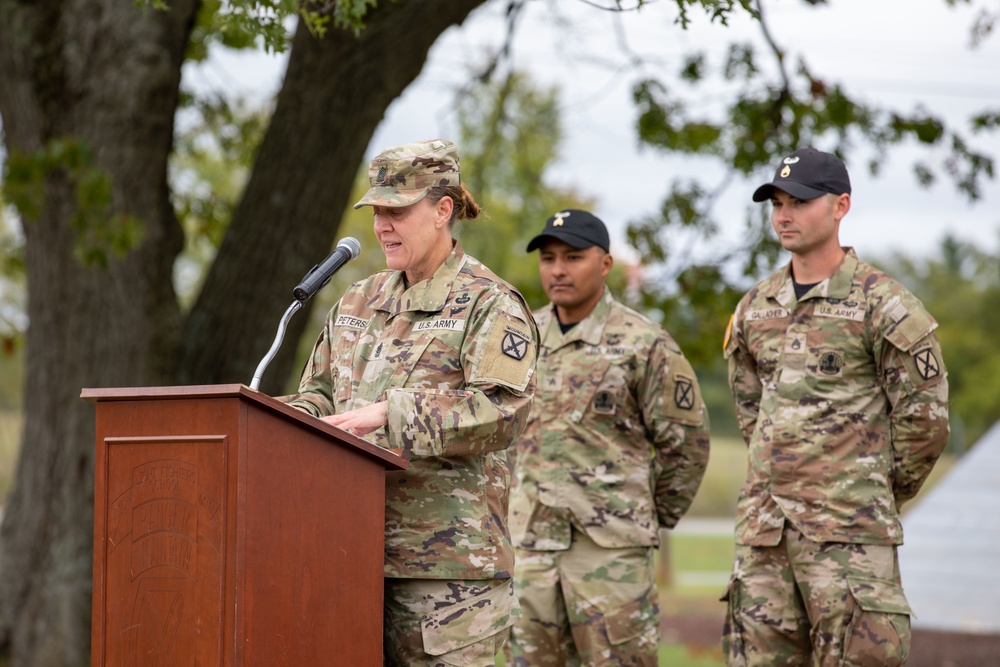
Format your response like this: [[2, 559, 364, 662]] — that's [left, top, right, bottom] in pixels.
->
[[369, 241, 468, 315], [764, 247, 859, 307], [541, 286, 612, 349]]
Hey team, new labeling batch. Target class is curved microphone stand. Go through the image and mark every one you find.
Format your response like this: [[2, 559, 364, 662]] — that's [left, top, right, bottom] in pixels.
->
[[249, 300, 303, 391]]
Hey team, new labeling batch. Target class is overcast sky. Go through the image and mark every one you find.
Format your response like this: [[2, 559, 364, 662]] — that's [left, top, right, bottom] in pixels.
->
[[187, 0, 1000, 266]]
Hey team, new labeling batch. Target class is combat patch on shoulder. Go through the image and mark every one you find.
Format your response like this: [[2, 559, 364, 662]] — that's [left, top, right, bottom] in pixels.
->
[[472, 310, 535, 392]]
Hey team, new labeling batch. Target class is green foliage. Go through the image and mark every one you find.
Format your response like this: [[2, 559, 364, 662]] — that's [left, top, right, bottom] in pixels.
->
[[187, 0, 260, 62], [453, 70, 595, 310], [3, 138, 145, 267], [875, 236, 1000, 448], [623, 5, 997, 372], [671, 0, 758, 29], [171, 93, 270, 305], [142, 0, 377, 53], [0, 198, 27, 364]]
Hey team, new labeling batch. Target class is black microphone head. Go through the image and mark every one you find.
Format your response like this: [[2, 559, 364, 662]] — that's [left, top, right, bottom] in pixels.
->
[[338, 237, 361, 259]]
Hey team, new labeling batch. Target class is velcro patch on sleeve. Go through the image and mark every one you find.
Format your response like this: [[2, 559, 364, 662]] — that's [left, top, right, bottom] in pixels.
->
[[473, 311, 535, 392], [885, 308, 936, 352]]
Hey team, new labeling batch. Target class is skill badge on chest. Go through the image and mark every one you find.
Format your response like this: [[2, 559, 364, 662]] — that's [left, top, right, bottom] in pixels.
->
[[818, 350, 844, 376], [592, 389, 616, 414]]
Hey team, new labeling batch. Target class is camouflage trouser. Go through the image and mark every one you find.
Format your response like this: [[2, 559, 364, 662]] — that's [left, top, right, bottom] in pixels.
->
[[383, 577, 520, 667], [721, 523, 912, 667], [506, 529, 659, 666]]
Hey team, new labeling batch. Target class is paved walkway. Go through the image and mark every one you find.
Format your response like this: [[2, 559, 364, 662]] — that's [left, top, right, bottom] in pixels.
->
[[672, 518, 734, 536]]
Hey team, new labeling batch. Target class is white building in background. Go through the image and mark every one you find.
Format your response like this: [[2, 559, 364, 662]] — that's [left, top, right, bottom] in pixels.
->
[[900, 421, 1000, 634]]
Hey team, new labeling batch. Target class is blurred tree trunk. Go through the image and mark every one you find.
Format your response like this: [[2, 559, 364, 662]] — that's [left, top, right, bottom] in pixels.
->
[[0, 1, 484, 664], [179, 0, 486, 393]]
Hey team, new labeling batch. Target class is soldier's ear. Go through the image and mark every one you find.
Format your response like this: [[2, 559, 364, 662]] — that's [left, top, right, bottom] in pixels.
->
[[433, 195, 454, 229], [601, 251, 613, 277], [833, 193, 851, 223]]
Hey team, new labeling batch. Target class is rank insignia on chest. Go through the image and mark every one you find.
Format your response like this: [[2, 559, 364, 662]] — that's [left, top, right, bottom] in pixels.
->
[[502, 331, 529, 360], [542, 367, 563, 390], [674, 378, 695, 410]]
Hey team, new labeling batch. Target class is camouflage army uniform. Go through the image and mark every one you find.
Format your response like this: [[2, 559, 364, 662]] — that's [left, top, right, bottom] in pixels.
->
[[722, 247, 949, 666], [284, 243, 538, 666], [506, 288, 710, 666]]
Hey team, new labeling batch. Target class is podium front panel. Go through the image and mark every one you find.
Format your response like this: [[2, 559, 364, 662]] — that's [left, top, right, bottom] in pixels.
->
[[98, 434, 229, 667], [87, 387, 393, 667]]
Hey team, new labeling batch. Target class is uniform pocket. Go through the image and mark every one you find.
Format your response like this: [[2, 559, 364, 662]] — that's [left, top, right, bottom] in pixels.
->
[[605, 597, 647, 645], [720, 577, 748, 667], [420, 579, 520, 657], [577, 360, 630, 425], [841, 577, 911, 667]]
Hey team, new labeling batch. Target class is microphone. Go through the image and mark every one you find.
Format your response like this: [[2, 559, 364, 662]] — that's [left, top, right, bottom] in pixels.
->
[[250, 236, 362, 390], [292, 237, 361, 302]]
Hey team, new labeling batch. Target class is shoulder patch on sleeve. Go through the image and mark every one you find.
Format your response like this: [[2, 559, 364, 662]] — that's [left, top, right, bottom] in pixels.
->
[[471, 310, 535, 392], [663, 355, 704, 426], [909, 340, 943, 382], [723, 313, 735, 354]]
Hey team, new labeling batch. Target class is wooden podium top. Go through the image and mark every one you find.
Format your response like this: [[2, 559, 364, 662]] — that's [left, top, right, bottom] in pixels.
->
[[81, 383, 407, 471]]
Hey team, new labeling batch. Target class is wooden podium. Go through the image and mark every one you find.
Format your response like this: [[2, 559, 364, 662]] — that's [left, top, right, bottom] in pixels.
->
[[82, 384, 407, 667]]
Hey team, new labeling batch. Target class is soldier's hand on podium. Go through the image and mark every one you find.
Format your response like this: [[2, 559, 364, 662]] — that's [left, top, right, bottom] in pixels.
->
[[322, 401, 388, 437]]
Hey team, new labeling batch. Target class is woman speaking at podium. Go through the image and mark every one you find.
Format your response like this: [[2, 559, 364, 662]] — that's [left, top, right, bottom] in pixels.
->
[[283, 138, 538, 666]]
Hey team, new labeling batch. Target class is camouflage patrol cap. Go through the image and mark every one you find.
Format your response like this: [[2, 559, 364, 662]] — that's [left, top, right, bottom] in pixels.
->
[[752, 147, 851, 202], [353, 139, 461, 209]]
